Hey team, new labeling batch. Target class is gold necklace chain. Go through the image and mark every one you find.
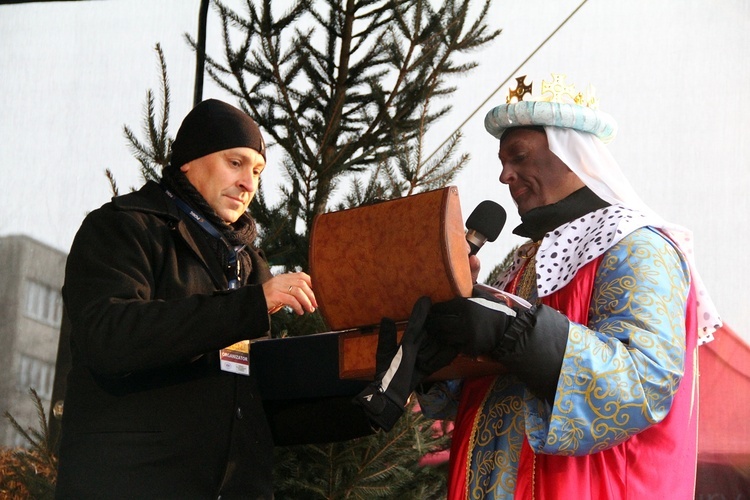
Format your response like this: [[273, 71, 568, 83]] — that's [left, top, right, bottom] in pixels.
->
[[513, 241, 540, 302]]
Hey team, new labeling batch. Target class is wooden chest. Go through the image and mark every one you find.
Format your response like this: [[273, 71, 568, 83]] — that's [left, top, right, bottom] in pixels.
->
[[308, 186, 503, 381]]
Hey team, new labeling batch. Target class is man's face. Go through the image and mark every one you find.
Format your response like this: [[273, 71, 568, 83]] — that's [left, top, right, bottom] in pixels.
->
[[498, 127, 585, 215], [180, 147, 265, 223]]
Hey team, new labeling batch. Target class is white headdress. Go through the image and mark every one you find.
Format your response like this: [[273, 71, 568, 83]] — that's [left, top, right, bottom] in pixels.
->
[[485, 74, 721, 343]]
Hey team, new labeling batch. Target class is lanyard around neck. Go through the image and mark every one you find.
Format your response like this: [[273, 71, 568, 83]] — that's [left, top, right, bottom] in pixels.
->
[[163, 187, 245, 289]]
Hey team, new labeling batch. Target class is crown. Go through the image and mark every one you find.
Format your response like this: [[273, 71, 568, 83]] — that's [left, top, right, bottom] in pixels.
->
[[506, 73, 600, 109], [485, 72, 617, 143]]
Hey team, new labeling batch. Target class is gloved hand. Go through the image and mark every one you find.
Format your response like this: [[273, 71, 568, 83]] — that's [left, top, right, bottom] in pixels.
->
[[425, 289, 518, 357], [427, 290, 570, 405], [353, 296, 458, 431]]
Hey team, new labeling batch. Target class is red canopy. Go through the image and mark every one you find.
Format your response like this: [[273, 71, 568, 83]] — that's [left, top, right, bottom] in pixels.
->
[[696, 324, 750, 497]]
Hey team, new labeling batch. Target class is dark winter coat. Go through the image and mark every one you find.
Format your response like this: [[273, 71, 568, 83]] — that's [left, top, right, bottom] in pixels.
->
[[55, 181, 276, 499]]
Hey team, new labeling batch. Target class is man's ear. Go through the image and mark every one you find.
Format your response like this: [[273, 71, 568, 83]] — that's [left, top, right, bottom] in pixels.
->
[[180, 162, 190, 173]]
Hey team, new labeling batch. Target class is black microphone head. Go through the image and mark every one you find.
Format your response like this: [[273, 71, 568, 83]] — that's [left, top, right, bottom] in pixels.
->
[[466, 200, 506, 242]]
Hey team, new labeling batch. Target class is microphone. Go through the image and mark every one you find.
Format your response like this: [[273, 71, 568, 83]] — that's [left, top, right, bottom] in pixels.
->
[[466, 200, 506, 256]]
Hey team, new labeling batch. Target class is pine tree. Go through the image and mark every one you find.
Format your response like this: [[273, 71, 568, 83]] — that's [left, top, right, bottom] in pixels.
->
[[195, 0, 499, 270], [123, 0, 500, 495]]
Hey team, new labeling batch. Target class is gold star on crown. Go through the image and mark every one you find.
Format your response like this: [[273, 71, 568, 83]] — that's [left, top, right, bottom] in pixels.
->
[[506, 73, 600, 109]]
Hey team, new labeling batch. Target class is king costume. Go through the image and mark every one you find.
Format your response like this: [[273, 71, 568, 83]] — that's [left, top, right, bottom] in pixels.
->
[[419, 75, 721, 499]]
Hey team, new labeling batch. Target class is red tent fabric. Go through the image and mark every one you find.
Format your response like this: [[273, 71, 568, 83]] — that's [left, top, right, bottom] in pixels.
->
[[696, 324, 750, 498]]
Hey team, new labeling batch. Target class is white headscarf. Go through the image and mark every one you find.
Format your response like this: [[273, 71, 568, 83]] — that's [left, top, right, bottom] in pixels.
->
[[544, 126, 721, 343]]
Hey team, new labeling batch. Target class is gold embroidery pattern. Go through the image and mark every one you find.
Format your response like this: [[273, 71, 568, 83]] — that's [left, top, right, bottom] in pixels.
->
[[548, 229, 689, 454], [467, 377, 526, 499]]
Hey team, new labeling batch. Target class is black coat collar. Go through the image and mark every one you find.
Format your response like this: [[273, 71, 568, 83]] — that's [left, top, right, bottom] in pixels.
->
[[113, 181, 226, 288], [513, 187, 610, 242]]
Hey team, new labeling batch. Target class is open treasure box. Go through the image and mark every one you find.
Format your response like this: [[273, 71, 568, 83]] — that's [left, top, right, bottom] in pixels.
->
[[249, 186, 505, 402]]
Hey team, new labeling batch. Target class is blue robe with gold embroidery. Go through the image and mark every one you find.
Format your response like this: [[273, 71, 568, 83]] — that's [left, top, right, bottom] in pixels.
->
[[420, 207, 698, 499]]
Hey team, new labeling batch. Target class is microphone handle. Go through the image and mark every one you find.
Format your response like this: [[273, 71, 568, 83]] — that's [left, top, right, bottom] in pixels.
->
[[466, 229, 486, 256]]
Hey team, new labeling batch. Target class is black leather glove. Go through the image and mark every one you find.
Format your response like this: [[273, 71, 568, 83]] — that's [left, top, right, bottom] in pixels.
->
[[353, 296, 458, 431], [425, 291, 517, 357]]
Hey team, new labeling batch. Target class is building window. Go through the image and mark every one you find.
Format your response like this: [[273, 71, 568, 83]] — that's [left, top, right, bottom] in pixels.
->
[[23, 279, 62, 327], [17, 354, 55, 401]]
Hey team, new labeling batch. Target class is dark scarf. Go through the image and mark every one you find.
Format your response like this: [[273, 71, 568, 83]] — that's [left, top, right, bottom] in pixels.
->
[[160, 166, 258, 280], [513, 186, 610, 242]]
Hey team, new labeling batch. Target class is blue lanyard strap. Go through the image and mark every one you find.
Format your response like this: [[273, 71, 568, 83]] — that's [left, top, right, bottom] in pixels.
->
[[163, 187, 245, 289]]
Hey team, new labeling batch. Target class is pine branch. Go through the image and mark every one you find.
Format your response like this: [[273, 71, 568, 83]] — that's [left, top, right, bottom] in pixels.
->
[[273, 400, 449, 499], [121, 44, 173, 189], [105, 168, 120, 197], [1, 389, 58, 499]]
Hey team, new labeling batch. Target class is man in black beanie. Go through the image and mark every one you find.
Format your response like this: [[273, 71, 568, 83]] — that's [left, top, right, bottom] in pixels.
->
[[55, 99, 320, 499], [170, 98, 267, 173]]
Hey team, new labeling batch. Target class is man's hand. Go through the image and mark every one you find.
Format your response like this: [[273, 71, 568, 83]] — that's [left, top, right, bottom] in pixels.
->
[[427, 292, 571, 404], [469, 254, 481, 284], [262, 272, 317, 315]]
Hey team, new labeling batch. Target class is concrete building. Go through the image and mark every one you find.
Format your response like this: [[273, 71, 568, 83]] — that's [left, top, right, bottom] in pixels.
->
[[0, 235, 66, 448]]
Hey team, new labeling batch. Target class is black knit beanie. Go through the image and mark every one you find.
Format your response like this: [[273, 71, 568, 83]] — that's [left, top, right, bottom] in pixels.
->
[[170, 99, 266, 169]]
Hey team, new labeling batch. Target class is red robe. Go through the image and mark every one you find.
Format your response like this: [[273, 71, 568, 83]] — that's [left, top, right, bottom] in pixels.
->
[[447, 255, 698, 499]]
